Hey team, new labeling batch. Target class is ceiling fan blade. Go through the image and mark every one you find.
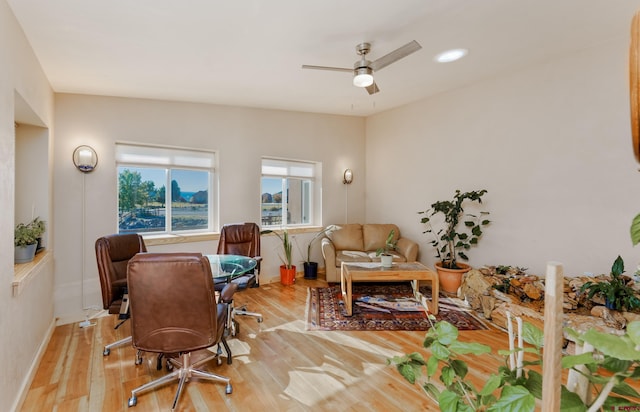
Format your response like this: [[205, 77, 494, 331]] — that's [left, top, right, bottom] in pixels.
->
[[369, 40, 422, 72], [301, 65, 353, 73], [365, 82, 380, 95]]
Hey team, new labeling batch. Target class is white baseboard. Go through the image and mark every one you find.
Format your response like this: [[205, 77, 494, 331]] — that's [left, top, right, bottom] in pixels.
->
[[11, 317, 56, 412]]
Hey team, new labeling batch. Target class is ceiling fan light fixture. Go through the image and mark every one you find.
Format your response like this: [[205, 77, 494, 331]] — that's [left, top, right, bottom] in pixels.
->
[[353, 67, 374, 87], [434, 48, 468, 63]]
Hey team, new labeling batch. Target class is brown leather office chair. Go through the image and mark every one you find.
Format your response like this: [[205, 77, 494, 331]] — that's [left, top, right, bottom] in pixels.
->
[[126, 253, 233, 410], [95, 233, 147, 356], [217, 223, 263, 334]]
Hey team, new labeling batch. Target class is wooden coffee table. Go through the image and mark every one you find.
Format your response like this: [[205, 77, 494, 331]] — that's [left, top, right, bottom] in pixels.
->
[[340, 261, 439, 316]]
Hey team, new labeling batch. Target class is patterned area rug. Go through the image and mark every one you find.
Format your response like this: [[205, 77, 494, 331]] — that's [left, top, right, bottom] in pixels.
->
[[306, 282, 488, 331]]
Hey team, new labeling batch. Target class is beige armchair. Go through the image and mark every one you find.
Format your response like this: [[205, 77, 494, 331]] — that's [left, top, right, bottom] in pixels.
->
[[321, 223, 419, 282]]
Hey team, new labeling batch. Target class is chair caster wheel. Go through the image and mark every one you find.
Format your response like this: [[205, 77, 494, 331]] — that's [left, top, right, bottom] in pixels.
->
[[166, 361, 174, 372], [217, 357, 222, 366], [225, 383, 232, 394], [257, 317, 263, 323], [128, 396, 137, 407], [103, 348, 110, 356], [135, 357, 143, 365]]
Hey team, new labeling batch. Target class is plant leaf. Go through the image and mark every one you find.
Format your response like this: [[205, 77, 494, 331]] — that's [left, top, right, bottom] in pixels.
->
[[524, 370, 543, 400], [479, 374, 502, 396], [521, 322, 543, 348], [582, 329, 639, 360], [487, 385, 535, 412], [559, 385, 587, 411], [449, 340, 492, 355], [611, 255, 624, 277], [561, 352, 597, 369], [627, 321, 640, 346], [631, 213, 640, 246]]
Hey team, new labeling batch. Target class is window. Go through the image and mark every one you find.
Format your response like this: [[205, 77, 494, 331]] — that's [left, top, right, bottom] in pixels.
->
[[116, 143, 216, 234], [261, 158, 318, 227]]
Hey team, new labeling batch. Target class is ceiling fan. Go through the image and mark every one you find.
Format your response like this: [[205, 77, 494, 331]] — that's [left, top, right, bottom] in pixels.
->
[[302, 40, 422, 95]]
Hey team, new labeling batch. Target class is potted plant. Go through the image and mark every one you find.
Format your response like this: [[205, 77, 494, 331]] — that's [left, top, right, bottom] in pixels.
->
[[262, 229, 296, 285], [418, 189, 490, 293], [580, 255, 640, 311], [15, 217, 46, 263], [376, 229, 398, 268], [302, 224, 340, 279], [389, 318, 640, 410]]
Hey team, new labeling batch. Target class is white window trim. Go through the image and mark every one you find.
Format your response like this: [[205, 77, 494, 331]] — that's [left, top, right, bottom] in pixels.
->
[[261, 156, 321, 228], [116, 141, 218, 234]]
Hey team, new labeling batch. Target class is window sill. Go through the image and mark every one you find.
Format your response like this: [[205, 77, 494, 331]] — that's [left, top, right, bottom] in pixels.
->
[[142, 232, 221, 246], [13, 250, 52, 297], [143, 226, 323, 246]]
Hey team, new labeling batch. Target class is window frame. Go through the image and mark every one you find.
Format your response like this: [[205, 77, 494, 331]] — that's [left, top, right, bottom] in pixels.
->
[[261, 157, 321, 228], [115, 142, 218, 235]]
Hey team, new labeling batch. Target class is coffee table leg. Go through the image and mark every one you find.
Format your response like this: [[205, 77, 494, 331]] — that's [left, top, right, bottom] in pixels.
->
[[341, 266, 353, 316]]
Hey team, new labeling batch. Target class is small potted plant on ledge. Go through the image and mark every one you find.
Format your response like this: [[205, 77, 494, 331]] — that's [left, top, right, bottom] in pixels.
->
[[302, 225, 340, 279], [376, 229, 398, 268], [419, 189, 490, 294], [14, 217, 46, 264]]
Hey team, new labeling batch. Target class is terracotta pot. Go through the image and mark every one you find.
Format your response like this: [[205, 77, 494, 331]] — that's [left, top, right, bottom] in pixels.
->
[[435, 262, 471, 294], [280, 265, 296, 285]]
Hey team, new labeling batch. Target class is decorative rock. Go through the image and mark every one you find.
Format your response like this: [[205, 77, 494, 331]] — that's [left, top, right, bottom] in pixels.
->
[[459, 269, 492, 311], [523, 283, 542, 300], [481, 295, 496, 319]]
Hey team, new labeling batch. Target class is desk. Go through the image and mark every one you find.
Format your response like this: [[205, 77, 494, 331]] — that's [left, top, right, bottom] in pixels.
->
[[205, 254, 257, 281], [340, 261, 439, 316]]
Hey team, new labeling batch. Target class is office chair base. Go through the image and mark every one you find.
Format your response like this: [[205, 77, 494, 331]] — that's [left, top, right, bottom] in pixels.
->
[[234, 307, 263, 323], [103, 335, 132, 356], [128, 352, 231, 409]]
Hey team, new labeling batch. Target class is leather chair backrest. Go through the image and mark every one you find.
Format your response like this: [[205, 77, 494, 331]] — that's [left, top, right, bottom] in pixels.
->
[[217, 223, 260, 258], [95, 233, 147, 312], [127, 253, 219, 354]]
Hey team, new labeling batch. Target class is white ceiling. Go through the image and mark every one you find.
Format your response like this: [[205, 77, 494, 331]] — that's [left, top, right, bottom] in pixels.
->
[[7, 0, 640, 117]]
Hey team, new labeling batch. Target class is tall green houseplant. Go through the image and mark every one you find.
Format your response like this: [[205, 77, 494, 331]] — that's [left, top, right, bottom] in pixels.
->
[[419, 189, 490, 269]]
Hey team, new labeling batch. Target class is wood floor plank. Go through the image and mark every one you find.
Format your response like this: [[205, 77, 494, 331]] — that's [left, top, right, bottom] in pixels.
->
[[20, 277, 640, 411]]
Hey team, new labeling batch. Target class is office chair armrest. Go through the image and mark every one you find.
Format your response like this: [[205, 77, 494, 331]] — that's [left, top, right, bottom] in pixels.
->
[[219, 282, 238, 303]]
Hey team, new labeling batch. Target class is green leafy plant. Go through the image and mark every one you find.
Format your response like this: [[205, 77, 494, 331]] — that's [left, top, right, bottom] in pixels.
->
[[389, 318, 640, 411], [262, 229, 293, 269], [304, 225, 340, 263], [418, 189, 490, 269], [15, 217, 46, 247], [376, 229, 398, 256], [580, 255, 640, 311]]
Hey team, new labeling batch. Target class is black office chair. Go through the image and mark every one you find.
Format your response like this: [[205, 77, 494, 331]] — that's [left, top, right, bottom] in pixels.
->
[[126, 253, 233, 410], [217, 223, 263, 336], [95, 233, 146, 356]]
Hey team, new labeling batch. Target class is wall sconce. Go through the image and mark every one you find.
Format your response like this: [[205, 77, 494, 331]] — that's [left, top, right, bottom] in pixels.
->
[[73, 145, 98, 173], [343, 168, 353, 184]]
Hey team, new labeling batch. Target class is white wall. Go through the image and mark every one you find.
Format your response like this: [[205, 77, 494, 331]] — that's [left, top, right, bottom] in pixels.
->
[[0, 1, 55, 411], [366, 35, 639, 278], [53, 94, 366, 322]]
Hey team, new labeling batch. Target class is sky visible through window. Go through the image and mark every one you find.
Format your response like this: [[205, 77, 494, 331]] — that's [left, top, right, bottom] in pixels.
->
[[129, 167, 206, 193]]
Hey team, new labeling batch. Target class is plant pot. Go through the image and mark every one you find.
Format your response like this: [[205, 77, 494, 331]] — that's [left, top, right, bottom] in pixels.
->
[[303, 262, 318, 279], [380, 254, 393, 268], [15, 243, 38, 264], [435, 262, 471, 294], [280, 265, 296, 285]]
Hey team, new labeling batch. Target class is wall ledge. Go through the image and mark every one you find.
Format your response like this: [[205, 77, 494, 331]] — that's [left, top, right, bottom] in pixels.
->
[[13, 250, 52, 297]]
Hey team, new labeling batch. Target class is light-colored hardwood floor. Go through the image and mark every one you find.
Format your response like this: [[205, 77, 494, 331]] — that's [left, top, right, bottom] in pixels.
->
[[20, 278, 521, 411]]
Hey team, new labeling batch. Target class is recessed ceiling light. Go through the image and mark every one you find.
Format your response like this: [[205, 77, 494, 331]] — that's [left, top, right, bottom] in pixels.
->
[[434, 48, 468, 63]]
